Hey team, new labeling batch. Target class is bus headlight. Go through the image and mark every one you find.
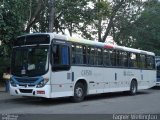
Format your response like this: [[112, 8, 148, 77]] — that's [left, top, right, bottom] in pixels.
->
[[10, 79, 17, 87], [36, 78, 49, 88]]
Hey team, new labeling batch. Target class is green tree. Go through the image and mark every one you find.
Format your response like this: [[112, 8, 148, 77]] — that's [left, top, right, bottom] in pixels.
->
[[0, 0, 27, 56], [0, 0, 47, 76], [102, 0, 143, 45], [89, 0, 110, 41], [0, 0, 48, 52], [132, 0, 160, 55], [54, 0, 95, 37]]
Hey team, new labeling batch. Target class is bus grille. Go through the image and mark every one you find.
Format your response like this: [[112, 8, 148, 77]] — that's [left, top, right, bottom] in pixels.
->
[[19, 89, 33, 93], [15, 77, 38, 83]]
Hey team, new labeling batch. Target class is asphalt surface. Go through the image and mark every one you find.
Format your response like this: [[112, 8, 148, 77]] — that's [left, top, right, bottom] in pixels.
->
[[0, 87, 160, 120]]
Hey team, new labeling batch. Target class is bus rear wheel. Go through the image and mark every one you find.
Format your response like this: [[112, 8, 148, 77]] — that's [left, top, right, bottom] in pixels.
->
[[130, 80, 137, 95], [71, 82, 86, 102]]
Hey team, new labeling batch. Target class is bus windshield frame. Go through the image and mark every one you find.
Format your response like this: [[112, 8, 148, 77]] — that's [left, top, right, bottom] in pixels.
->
[[11, 45, 49, 77]]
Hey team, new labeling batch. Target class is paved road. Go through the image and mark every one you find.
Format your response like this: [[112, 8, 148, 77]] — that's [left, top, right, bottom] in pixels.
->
[[0, 87, 160, 119]]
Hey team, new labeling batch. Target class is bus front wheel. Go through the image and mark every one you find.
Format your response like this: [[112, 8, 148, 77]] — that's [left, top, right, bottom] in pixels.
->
[[71, 82, 85, 102]]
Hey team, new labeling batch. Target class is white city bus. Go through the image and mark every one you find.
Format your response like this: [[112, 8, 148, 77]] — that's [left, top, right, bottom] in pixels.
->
[[10, 33, 156, 102]]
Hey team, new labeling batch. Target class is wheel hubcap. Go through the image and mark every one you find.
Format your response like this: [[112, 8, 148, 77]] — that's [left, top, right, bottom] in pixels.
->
[[132, 84, 136, 93], [76, 87, 83, 97]]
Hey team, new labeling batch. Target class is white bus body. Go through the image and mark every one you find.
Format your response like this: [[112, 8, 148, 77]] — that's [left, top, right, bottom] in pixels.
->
[[10, 33, 156, 102]]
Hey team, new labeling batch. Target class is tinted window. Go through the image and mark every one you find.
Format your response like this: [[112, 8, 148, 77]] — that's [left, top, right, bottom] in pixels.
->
[[14, 35, 50, 46], [140, 54, 146, 68], [129, 53, 138, 68], [103, 49, 111, 66], [110, 50, 116, 66], [89, 47, 95, 65], [95, 48, 103, 66], [146, 56, 155, 69], [53, 45, 69, 65], [117, 51, 128, 67], [71, 44, 86, 65]]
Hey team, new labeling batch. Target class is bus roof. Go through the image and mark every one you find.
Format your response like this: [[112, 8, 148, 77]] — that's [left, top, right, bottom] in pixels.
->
[[17, 33, 155, 56], [67, 36, 155, 56]]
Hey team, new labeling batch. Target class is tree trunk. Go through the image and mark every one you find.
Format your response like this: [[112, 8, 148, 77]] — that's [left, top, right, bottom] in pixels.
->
[[69, 23, 73, 36], [102, 0, 125, 42], [25, 0, 45, 33], [48, 0, 55, 32], [98, 18, 102, 42], [97, 0, 102, 42]]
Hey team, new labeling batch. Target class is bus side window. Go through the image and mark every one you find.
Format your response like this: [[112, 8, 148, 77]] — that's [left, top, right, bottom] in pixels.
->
[[52, 44, 70, 71], [110, 50, 116, 66], [117, 51, 128, 67], [76, 45, 83, 64], [87, 47, 90, 64], [156, 61, 160, 78], [140, 54, 146, 69], [83, 46, 87, 64], [103, 49, 110, 66], [61, 46, 69, 65], [89, 47, 95, 65], [123, 52, 128, 67], [152, 56, 156, 69], [97, 48, 103, 66], [129, 53, 138, 68], [72, 44, 76, 64], [147, 56, 155, 69]]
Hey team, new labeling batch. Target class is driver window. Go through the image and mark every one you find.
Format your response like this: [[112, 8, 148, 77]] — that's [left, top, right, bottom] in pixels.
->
[[52, 44, 70, 70]]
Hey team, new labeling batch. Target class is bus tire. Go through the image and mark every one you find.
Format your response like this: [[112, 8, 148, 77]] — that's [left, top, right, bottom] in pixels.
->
[[71, 82, 86, 102], [130, 80, 137, 95]]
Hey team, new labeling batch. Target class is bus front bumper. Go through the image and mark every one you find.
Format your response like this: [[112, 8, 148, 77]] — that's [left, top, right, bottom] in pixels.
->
[[10, 84, 51, 98]]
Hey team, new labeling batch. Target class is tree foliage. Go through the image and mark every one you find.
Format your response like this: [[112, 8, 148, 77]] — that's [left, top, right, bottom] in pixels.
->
[[0, 0, 26, 56], [103, 0, 143, 44], [131, 0, 160, 55], [1, 0, 160, 57], [54, 0, 93, 36]]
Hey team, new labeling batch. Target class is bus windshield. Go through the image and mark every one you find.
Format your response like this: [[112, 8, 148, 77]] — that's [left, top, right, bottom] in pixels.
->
[[11, 46, 49, 77]]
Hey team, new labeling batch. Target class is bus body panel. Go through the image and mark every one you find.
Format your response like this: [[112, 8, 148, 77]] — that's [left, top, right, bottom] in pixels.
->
[[50, 70, 74, 98]]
